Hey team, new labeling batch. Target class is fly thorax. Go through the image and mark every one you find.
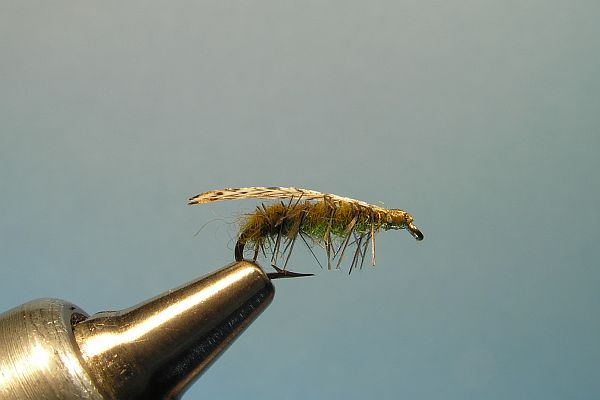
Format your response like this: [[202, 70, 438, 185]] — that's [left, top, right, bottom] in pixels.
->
[[382, 209, 411, 230]]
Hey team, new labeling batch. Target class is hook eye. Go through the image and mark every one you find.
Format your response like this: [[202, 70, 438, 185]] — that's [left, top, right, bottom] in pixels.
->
[[408, 223, 424, 241]]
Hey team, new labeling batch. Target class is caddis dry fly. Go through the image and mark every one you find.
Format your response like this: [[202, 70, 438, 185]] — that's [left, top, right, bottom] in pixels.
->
[[189, 187, 423, 279]]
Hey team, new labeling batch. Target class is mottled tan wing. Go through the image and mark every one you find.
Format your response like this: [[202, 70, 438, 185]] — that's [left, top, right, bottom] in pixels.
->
[[189, 187, 322, 204], [188, 186, 379, 209]]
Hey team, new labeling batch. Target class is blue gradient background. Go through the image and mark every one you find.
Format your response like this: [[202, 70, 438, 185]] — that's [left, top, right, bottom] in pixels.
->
[[1, 2, 599, 399]]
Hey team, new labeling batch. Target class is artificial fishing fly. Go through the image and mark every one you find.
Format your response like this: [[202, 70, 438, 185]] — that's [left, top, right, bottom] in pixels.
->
[[188, 187, 423, 279]]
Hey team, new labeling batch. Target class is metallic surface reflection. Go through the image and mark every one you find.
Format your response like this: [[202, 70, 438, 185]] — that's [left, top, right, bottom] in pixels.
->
[[0, 261, 274, 399]]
